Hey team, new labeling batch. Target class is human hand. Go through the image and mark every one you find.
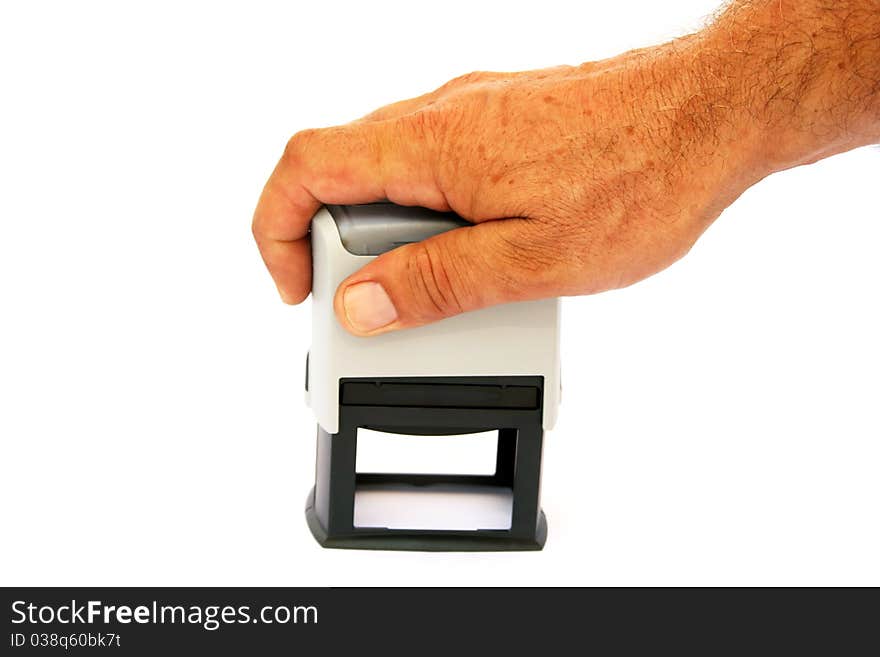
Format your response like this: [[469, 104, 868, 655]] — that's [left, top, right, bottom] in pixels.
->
[[253, 0, 880, 336]]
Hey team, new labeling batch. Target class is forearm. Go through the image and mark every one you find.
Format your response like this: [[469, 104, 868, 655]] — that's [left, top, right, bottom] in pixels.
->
[[700, 0, 880, 174]]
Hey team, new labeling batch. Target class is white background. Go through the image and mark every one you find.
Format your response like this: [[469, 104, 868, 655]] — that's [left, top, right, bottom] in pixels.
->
[[1, 0, 877, 586]]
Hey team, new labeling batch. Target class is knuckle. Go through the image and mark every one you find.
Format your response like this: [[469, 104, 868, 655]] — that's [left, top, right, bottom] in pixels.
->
[[282, 128, 320, 166], [406, 241, 466, 319], [450, 71, 480, 86], [439, 70, 489, 93], [401, 107, 445, 151]]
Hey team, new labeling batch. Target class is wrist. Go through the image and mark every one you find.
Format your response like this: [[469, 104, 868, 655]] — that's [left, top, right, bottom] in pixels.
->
[[698, 0, 880, 173]]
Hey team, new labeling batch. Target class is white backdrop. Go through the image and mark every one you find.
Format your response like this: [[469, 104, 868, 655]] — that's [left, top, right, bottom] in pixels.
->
[[1, 0, 877, 586]]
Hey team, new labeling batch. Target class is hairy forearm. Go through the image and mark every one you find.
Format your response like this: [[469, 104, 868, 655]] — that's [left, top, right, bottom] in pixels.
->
[[700, 0, 880, 173]]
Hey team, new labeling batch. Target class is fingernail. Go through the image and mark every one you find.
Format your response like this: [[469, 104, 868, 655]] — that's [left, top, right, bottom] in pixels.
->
[[343, 281, 398, 333]]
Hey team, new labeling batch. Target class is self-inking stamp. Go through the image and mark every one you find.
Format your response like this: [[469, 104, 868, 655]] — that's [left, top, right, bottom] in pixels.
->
[[304, 203, 561, 550]]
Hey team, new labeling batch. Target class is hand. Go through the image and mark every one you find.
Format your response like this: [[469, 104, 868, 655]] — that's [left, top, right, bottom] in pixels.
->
[[252, 0, 880, 336]]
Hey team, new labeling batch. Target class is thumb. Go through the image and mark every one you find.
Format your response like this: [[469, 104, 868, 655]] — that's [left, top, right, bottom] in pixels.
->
[[333, 217, 558, 336]]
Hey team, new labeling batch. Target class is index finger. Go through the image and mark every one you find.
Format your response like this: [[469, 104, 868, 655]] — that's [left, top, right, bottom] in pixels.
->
[[251, 122, 440, 303]]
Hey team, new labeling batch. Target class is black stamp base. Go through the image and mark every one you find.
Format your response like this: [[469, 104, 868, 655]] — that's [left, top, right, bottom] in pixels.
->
[[305, 487, 547, 551], [305, 376, 549, 552]]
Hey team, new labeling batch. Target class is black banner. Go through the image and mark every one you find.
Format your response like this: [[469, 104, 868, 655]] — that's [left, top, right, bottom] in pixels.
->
[[0, 588, 875, 654]]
